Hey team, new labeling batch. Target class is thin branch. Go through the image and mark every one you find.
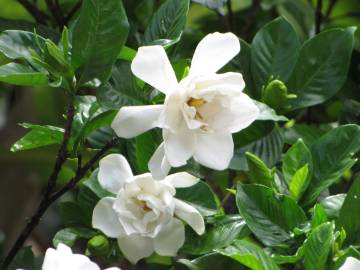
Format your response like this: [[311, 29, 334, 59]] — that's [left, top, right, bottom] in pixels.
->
[[0, 97, 75, 269], [45, 0, 65, 28], [64, 1, 82, 25], [226, 0, 234, 32], [17, 0, 50, 25], [325, 0, 338, 19], [315, 0, 323, 34]]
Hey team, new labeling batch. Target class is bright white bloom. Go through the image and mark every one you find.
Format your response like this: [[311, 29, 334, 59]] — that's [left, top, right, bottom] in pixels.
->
[[42, 243, 120, 270], [111, 32, 259, 179], [339, 257, 360, 270], [92, 154, 205, 263]]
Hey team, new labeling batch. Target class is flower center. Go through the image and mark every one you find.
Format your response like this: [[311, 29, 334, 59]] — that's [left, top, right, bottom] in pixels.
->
[[187, 97, 206, 108]]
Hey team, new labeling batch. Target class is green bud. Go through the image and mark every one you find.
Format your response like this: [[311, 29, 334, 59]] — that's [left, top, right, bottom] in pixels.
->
[[87, 235, 110, 256], [262, 79, 288, 110]]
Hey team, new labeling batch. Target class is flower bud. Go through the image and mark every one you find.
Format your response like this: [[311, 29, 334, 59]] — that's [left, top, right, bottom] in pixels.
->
[[262, 79, 296, 110], [87, 235, 110, 256]]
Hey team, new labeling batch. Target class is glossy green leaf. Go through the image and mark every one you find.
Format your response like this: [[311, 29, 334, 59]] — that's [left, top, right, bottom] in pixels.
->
[[11, 123, 64, 152], [97, 61, 149, 110], [336, 178, 360, 246], [72, 0, 129, 86], [8, 247, 35, 270], [0, 30, 46, 62], [181, 215, 250, 255], [231, 126, 284, 170], [287, 28, 355, 110], [311, 204, 328, 229], [143, 0, 190, 44], [320, 194, 346, 219], [236, 184, 307, 246], [135, 131, 159, 173], [176, 180, 219, 216], [289, 164, 310, 201], [245, 152, 274, 187], [251, 17, 300, 92], [283, 138, 312, 185], [302, 125, 360, 206], [216, 240, 281, 270], [283, 124, 329, 146], [52, 227, 97, 248], [254, 101, 288, 122], [178, 253, 245, 270], [192, 0, 226, 14], [303, 222, 333, 270], [0, 63, 48, 86]]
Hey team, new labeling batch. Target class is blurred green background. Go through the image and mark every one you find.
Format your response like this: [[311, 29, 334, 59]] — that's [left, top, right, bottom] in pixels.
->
[[0, 0, 359, 258]]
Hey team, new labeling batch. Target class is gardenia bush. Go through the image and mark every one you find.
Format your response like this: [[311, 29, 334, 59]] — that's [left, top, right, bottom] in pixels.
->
[[0, 0, 359, 270]]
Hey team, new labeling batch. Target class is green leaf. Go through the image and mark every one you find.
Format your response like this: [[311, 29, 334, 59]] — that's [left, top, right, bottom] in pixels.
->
[[287, 28, 355, 110], [97, 61, 149, 110], [0, 30, 46, 62], [283, 124, 328, 146], [143, 0, 190, 45], [11, 123, 64, 152], [319, 194, 346, 219], [178, 253, 245, 270], [251, 17, 300, 92], [216, 240, 281, 270], [192, 0, 226, 14], [72, 0, 129, 86], [135, 131, 159, 173], [53, 227, 97, 248], [311, 204, 328, 229], [254, 100, 288, 122], [283, 138, 312, 185], [336, 177, 360, 246], [302, 125, 360, 206], [231, 126, 284, 170], [8, 246, 35, 270], [245, 152, 274, 187], [273, 245, 305, 264], [0, 63, 48, 86], [181, 215, 250, 255], [289, 164, 310, 201], [303, 222, 333, 270], [236, 183, 307, 246], [117, 46, 137, 61], [176, 180, 219, 216], [59, 201, 88, 227], [230, 39, 256, 97]]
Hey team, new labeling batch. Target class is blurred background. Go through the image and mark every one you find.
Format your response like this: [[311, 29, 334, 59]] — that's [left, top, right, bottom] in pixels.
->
[[0, 0, 360, 260]]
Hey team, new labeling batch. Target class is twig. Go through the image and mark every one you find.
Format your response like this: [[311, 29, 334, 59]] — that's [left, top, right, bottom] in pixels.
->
[[315, 0, 323, 34], [0, 136, 119, 269], [64, 1, 82, 25], [45, 0, 65, 29], [226, 0, 234, 32], [0, 98, 75, 269], [325, 0, 338, 19], [17, 0, 50, 25]]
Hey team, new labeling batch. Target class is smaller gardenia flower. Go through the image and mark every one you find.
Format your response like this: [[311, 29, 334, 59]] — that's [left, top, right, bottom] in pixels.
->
[[339, 257, 360, 270], [92, 154, 205, 263], [42, 243, 120, 270], [111, 32, 259, 179]]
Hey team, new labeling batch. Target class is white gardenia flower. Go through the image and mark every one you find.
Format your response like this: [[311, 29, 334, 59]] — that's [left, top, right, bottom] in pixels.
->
[[42, 243, 120, 270], [92, 154, 205, 263], [339, 257, 360, 270], [111, 32, 259, 179]]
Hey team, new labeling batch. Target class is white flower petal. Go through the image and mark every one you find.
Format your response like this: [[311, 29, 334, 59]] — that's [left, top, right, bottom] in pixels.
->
[[163, 121, 196, 167], [154, 218, 185, 256], [165, 172, 199, 188], [190, 32, 240, 76], [174, 198, 205, 235], [117, 234, 154, 263], [339, 257, 360, 270], [194, 132, 233, 170], [92, 197, 124, 238], [149, 143, 172, 180], [131, 45, 178, 94], [98, 154, 133, 194], [111, 105, 164, 139], [227, 93, 259, 133]]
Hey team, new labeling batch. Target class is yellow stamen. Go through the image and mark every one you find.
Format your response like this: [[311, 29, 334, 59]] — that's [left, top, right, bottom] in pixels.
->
[[188, 97, 206, 108]]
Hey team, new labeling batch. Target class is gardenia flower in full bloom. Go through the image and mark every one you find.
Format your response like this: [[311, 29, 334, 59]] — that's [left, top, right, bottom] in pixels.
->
[[111, 32, 259, 179], [41, 243, 120, 270], [92, 154, 205, 263], [339, 257, 360, 270]]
